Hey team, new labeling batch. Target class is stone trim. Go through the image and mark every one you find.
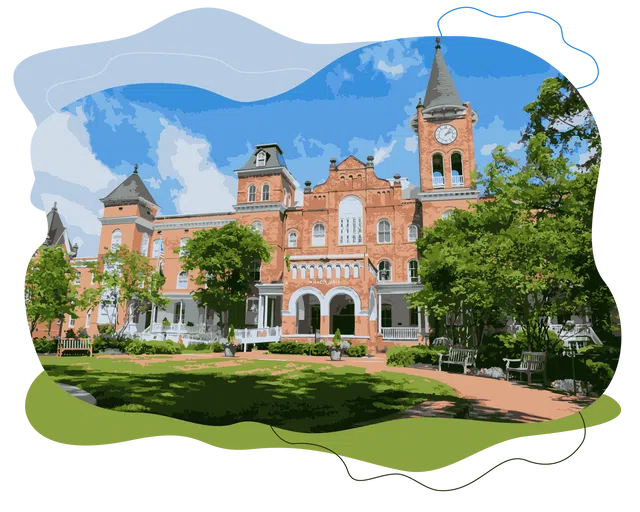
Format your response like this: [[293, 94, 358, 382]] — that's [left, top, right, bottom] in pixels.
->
[[233, 202, 287, 214], [154, 218, 235, 231], [257, 283, 284, 295], [99, 216, 155, 231], [377, 282, 424, 295], [418, 188, 481, 202], [289, 253, 365, 261]]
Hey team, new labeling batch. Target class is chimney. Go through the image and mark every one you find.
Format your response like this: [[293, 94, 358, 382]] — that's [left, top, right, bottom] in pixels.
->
[[366, 155, 374, 168], [304, 180, 312, 194], [329, 158, 337, 170], [393, 173, 402, 187]]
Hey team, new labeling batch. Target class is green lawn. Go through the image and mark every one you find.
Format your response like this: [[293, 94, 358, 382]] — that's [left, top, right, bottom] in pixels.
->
[[26, 365, 621, 472], [39, 355, 461, 433]]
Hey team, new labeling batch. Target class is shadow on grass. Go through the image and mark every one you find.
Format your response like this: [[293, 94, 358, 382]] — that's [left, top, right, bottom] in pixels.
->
[[41, 364, 461, 433]]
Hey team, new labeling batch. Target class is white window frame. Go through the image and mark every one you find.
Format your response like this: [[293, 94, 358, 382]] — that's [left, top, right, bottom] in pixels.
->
[[442, 209, 454, 220], [179, 237, 189, 257], [378, 260, 392, 281], [249, 261, 261, 282], [408, 225, 418, 242], [152, 239, 163, 258], [248, 184, 257, 202], [177, 271, 188, 289], [312, 223, 326, 247], [74, 272, 81, 285], [140, 233, 150, 256], [85, 308, 92, 328], [377, 219, 392, 244], [288, 231, 298, 247], [408, 259, 419, 283], [256, 151, 266, 167], [251, 221, 263, 236], [262, 183, 270, 201], [338, 195, 363, 245], [68, 317, 75, 328], [111, 229, 122, 250], [291, 265, 298, 279]]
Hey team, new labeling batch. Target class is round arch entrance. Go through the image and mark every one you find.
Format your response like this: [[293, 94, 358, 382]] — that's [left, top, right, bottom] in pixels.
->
[[296, 294, 321, 334], [329, 294, 355, 335]]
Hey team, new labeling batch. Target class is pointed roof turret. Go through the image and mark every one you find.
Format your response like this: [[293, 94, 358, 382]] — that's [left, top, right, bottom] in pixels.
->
[[44, 202, 67, 247], [100, 164, 159, 208], [423, 37, 463, 111]]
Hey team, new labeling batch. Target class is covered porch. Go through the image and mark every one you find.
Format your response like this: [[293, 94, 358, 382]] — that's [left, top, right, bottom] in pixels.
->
[[376, 283, 427, 342], [142, 294, 220, 338], [236, 283, 284, 345]]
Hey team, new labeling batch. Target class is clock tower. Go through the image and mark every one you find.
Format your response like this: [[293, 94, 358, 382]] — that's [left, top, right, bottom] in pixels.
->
[[411, 38, 480, 200]]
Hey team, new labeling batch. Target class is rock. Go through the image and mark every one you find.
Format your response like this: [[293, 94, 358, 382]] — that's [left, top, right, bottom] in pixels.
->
[[479, 367, 506, 379], [102, 348, 123, 355], [552, 379, 592, 395]]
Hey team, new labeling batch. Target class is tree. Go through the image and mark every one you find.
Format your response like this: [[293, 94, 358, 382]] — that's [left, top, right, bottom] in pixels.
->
[[179, 222, 272, 334], [89, 244, 169, 339], [25, 246, 79, 336]]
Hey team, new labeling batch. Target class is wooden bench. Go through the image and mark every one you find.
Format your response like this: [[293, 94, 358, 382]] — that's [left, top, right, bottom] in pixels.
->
[[504, 351, 546, 384], [57, 338, 93, 357], [438, 347, 478, 373]]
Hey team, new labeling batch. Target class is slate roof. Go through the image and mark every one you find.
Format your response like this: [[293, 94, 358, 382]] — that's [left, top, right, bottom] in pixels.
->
[[100, 169, 158, 206], [44, 204, 66, 246], [238, 144, 286, 170], [423, 46, 463, 111]]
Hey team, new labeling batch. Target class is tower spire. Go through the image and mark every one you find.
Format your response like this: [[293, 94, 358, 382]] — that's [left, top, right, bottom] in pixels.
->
[[423, 38, 463, 111]]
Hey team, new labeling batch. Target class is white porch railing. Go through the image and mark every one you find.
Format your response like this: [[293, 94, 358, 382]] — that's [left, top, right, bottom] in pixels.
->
[[452, 174, 464, 187], [382, 327, 419, 340], [433, 175, 445, 188], [235, 326, 282, 343], [151, 322, 208, 334], [514, 323, 602, 347]]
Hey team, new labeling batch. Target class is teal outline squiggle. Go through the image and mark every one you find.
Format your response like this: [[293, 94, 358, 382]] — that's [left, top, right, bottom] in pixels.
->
[[433, 4, 602, 91]]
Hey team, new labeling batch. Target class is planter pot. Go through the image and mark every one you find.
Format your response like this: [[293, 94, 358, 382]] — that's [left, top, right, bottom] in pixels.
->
[[224, 346, 237, 357], [330, 348, 342, 361]]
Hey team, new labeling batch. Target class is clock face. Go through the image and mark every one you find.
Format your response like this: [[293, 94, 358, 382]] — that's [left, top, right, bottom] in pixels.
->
[[435, 124, 457, 145]]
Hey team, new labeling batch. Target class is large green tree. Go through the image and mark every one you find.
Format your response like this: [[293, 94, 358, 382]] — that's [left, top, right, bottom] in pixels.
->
[[89, 244, 169, 339], [25, 246, 80, 336], [179, 222, 272, 334]]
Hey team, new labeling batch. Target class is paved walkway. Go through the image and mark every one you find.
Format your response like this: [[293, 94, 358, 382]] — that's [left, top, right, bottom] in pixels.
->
[[57, 383, 97, 405], [97, 351, 594, 423]]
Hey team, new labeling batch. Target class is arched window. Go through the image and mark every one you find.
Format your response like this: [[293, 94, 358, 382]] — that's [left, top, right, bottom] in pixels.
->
[[309, 265, 315, 279], [344, 264, 350, 279], [262, 183, 270, 201], [432, 153, 444, 188], [251, 221, 263, 236], [291, 265, 298, 279], [339, 195, 363, 245], [451, 152, 463, 187], [288, 231, 298, 247], [140, 233, 149, 256], [249, 261, 261, 282], [177, 271, 188, 289], [85, 308, 92, 328], [353, 264, 360, 278], [312, 223, 326, 246], [334, 264, 341, 279], [256, 151, 266, 167], [408, 225, 418, 242], [179, 237, 189, 257], [325, 265, 332, 279], [152, 239, 164, 258], [442, 209, 454, 220], [378, 260, 392, 281], [248, 184, 257, 202], [377, 219, 392, 244], [110, 229, 122, 250], [300, 265, 307, 279], [408, 260, 419, 283], [317, 265, 323, 279]]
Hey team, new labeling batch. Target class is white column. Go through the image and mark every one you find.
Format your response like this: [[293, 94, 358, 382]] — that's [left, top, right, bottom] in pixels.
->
[[377, 293, 382, 334], [263, 297, 270, 328], [204, 305, 208, 331], [270, 297, 275, 327], [151, 305, 156, 327], [424, 308, 429, 337], [179, 301, 184, 325], [417, 308, 422, 332], [258, 296, 264, 329]]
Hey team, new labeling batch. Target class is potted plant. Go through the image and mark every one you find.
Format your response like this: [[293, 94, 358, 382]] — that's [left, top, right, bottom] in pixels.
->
[[222, 324, 239, 357], [329, 329, 350, 361]]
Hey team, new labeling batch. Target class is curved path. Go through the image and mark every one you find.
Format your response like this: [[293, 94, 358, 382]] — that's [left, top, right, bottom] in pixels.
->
[[97, 351, 594, 422]]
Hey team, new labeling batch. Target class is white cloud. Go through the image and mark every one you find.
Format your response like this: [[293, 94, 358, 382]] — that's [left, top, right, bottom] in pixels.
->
[[404, 136, 418, 153], [146, 177, 162, 189], [155, 119, 237, 214], [31, 111, 120, 193], [40, 193, 102, 237], [377, 60, 404, 76], [481, 143, 498, 156], [373, 140, 397, 165], [359, 40, 422, 80], [507, 141, 523, 152], [326, 64, 355, 95]]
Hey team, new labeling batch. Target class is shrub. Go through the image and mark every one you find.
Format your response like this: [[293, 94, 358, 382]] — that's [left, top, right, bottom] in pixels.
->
[[253, 342, 270, 351], [65, 328, 76, 339], [188, 342, 212, 351], [124, 340, 183, 355], [211, 342, 224, 353], [577, 344, 619, 392], [229, 324, 236, 342], [33, 337, 57, 354], [77, 328, 89, 338], [346, 344, 367, 357], [92, 336, 127, 353], [268, 340, 331, 356], [98, 324, 115, 336], [308, 342, 330, 356], [386, 345, 447, 367]]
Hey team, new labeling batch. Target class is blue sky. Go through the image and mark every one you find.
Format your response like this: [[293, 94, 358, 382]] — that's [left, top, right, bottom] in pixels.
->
[[31, 36, 564, 256]]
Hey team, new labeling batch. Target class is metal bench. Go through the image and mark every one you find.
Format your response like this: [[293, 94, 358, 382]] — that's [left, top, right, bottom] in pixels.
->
[[504, 351, 546, 384], [57, 338, 93, 357], [438, 347, 478, 373]]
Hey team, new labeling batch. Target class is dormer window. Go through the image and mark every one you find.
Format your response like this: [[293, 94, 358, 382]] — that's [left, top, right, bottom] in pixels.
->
[[256, 151, 267, 167]]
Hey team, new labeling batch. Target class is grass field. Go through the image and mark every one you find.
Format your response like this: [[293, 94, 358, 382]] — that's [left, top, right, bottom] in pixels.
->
[[39, 355, 461, 432], [26, 365, 621, 472]]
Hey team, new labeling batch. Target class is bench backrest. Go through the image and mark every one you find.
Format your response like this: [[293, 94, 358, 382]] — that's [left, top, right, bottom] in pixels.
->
[[59, 338, 92, 349], [521, 351, 546, 371], [448, 348, 478, 364]]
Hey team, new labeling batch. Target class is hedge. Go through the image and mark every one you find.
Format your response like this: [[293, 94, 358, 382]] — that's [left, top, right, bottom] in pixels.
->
[[345, 344, 368, 357], [33, 337, 57, 354], [124, 340, 183, 355], [386, 345, 448, 367]]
